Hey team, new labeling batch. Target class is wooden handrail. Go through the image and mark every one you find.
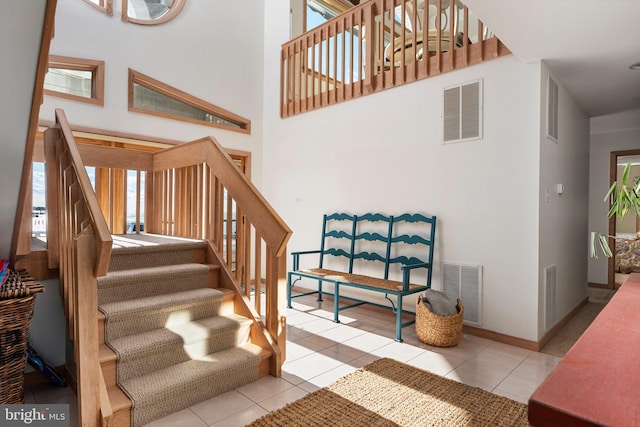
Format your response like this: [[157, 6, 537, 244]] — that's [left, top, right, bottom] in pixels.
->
[[280, 0, 510, 117], [55, 109, 113, 276], [45, 109, 113, 427]]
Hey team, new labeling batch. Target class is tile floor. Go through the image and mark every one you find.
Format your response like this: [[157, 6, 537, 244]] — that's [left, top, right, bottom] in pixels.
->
[[24, 294, 562, 427]]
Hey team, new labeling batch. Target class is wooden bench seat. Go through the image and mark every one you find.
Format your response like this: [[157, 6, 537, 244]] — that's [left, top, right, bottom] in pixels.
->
[[287, 212, 437, 342]]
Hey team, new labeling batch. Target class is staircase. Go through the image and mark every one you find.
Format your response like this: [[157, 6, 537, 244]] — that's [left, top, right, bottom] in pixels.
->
[[98, 234, 270, 426]]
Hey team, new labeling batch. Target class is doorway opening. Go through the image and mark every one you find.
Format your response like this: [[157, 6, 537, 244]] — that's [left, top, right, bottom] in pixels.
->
[[608, 150, 640, 289]]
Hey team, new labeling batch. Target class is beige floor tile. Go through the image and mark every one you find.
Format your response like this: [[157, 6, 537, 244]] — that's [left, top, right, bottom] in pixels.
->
[[282, 351, 345, 382], [302, 363, 359, 389], [189, 390, 255, 425], [406, 350, 462, 376], [370, 340, 427, 362], [341, 331, 394, 353], [447, 360, 512, 390], [144, 408, 207, 427], [210, 405, 269, 427], [318, 342, 369, 363], [257, 386, 310, 412], [494, 374, 540, 400], [236, 375, 295, 403]]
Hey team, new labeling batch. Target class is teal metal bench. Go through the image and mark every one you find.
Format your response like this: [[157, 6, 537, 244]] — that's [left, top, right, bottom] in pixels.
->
[[287, 212, 437, 342]]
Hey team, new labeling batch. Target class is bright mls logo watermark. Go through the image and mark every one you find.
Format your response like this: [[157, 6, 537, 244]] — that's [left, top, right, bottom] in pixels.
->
[[1, 405, 69, 426]]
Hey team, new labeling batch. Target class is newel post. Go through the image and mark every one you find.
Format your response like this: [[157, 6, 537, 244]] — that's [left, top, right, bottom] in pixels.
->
[[75, 231, 100, 427], [266, 246, 287, 376]]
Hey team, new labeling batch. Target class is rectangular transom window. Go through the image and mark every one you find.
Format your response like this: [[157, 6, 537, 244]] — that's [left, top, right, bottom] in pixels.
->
[[129, 69, 251, 134], [44, 55, 105, 105]]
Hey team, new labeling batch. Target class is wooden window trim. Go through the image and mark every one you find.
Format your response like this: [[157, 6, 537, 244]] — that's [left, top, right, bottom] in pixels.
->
[[121, 0, 186, 25], [128, 68, 251, 134], [81, 0, 113, 16], [45, 55, 105, 106]]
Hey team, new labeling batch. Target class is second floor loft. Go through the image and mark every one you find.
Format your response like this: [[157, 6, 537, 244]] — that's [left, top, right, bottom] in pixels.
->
[[281, 0, 510, 117]]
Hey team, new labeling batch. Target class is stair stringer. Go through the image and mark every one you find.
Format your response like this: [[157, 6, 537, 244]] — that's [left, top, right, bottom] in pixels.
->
[[205, 241, 282, 377]]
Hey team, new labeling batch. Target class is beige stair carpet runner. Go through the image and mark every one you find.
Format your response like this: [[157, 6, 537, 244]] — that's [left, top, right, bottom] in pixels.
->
[[99, 234, 260, 426]]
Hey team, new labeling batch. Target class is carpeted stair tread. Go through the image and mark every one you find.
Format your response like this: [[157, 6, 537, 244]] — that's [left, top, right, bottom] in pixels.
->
[[100, 288, 224, 341], [121, 344, 262, 426], [98, 263, 209, 304], [108, 235, 208, 272], [111, 233, 207, 251], [99, 236, 265, 426], [109, 313, 253, 361], [100, 287, 222, 317], [108, 313, 254, 382]]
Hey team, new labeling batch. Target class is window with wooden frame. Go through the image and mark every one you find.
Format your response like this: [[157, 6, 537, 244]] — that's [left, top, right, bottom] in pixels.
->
[[44, 55, 105, 105], [128, 69, 251, 134], [81, 0, 113, 15], [122, 0, 186, 25]]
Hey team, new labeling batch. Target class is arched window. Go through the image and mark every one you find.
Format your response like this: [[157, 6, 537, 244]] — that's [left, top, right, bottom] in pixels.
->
[[121, 0, 186, 25]]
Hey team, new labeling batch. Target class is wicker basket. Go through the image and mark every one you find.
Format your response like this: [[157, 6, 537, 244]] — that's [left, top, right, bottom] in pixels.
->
[[0, 269, 43, 404], [415, 295, 464, 347], [0, 294, 37, 403]]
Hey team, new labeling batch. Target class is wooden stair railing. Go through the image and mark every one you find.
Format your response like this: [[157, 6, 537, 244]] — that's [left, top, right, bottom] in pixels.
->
[[44, 109, 113, 427], [149, 137, 293, 376], [281, 0, 510, 117], [43, 109, 291, 424]]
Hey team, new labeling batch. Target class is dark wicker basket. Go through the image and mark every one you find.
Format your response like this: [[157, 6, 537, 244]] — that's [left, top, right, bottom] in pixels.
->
[[0, 269, 43, 404], [0, 294, 37, 403], [415, 295, 464, 347]]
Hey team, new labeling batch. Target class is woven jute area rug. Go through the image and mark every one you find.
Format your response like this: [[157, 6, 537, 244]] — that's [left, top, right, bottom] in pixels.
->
[[248, 358, 530, 427]]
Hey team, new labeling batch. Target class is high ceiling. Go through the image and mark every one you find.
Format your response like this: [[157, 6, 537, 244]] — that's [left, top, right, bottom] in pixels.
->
[[463, 0, 640, 118]]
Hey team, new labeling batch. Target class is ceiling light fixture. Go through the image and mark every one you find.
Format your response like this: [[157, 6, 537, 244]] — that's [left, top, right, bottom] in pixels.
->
[[630, 62, 640, 70]]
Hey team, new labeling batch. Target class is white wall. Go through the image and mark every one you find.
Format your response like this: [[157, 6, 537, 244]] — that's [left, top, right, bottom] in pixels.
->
[[40, 0, 265, 187], [0, 0, 47, 259], [588, 108, 640, 284], [263, 1, 542, 341], [537, 63, 590, 338]]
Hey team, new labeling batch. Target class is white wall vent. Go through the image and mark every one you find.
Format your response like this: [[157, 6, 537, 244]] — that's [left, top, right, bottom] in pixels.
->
[[544, 265, 557, 331], [443, 79, 483, 144], [547, 75, 559, 142], [442, 262, 482, 325]]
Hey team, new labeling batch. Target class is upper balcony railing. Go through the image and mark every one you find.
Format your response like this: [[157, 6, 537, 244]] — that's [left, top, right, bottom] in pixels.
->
[[280, 0, 510, 117]]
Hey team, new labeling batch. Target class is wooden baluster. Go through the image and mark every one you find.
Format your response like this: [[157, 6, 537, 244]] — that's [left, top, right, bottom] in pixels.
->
[[331, 21, 342, 104], [400, 0, 406, 83], [478, 20, 484, 61], [410, 0, 418, 82], [463, 6, 469, 66], [449, 0, 455, 70], [349, 12, 354, 99], [340, 17, 346, 101], [254, 230, 262, 313], [311, 32, 316, 109], [423, 0, 429, 77], [436, 0, 442, 73], [357, 8, 363, 95], [364, 2, 374, 93]]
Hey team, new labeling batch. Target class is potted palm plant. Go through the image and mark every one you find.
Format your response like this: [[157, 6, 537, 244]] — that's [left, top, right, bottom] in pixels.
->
[[591, 163, 640, 258]]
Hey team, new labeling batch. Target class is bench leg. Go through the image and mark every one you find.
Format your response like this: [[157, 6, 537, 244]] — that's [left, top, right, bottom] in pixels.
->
[[287, 273, 294, 308], [333, 283, 341, 323], [395, 296, 403, 342], [317, 279, 324, 302]]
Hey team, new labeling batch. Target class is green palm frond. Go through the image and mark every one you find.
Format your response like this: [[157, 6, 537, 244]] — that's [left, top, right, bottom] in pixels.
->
[[590, 163, 640, 258]]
